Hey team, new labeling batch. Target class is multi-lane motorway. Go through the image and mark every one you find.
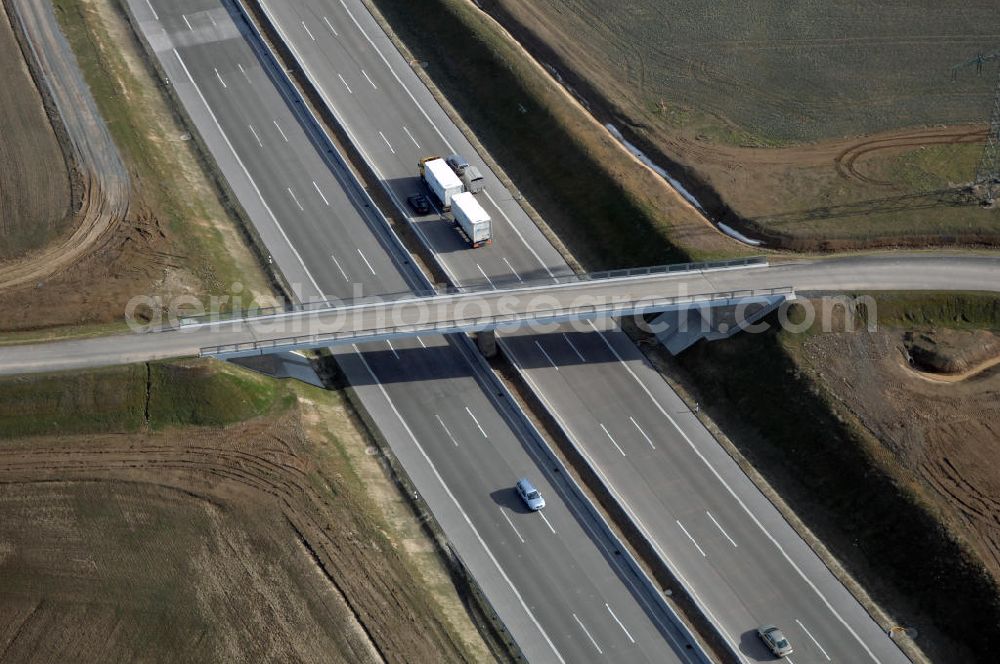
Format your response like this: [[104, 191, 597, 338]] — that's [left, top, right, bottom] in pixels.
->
[[33, 0, 998, 662], [123, 1, 704, 662], [226, 1, 985, 662]]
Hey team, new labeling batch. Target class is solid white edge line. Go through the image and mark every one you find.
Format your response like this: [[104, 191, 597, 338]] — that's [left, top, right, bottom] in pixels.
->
[[502, 337, 743, 661], [585, 320, 883, 664], [171, 49, 324, 300], [350, 346, 566, 663]]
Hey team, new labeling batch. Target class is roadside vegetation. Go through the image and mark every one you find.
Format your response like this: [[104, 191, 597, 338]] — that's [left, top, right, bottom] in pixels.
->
[[367, 0, 749, 268], [647, 294, 1000, 663], [0, 0, 273, 338], [0, 360, 491, 662]]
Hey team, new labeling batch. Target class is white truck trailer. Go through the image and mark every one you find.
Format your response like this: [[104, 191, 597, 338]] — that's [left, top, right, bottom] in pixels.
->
[[451, 192, 492, 248], [419, 157, 463, 210]]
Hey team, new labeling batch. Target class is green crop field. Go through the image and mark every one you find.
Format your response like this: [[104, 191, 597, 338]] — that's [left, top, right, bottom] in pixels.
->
[[499, 0, 999, 144]]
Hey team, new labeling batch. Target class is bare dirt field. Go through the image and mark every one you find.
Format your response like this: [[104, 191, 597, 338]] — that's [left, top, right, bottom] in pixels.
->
[[651, 295, 1000, 662], [0, 0, 272, 338], [483, 0, 1000, 250], [0, 361, 487, 663], [0, 4, 73, 260]]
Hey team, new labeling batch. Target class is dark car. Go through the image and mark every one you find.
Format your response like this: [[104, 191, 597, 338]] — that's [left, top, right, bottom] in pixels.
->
[[407, 193, 432, 215]]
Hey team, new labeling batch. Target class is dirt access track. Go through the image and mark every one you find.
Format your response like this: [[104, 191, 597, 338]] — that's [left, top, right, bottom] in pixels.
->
[[0, 0, 129, 292]]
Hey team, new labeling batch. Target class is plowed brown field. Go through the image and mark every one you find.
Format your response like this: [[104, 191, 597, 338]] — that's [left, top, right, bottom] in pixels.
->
[[0, 4, 73, 260], [0, 363, 478, 663]]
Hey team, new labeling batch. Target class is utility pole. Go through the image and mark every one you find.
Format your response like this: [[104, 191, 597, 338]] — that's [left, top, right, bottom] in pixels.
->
[[977, 68, 1000, 203], [952, 51, 1000, 204]]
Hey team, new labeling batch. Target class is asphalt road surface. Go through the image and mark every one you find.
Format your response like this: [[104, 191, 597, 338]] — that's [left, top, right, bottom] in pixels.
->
[[16, 0, 1000, 661], [240, 1, 974, 661], [120, 1, 704, 662]]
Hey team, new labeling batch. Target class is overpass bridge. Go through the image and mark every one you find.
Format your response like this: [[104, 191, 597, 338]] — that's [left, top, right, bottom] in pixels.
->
[[194, 257, 789, 359], [0, 258, 790, 374]]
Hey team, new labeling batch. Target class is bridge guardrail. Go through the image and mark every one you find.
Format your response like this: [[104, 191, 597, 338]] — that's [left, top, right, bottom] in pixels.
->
[[174, 256, 770, 331], [199, 286, 793, 358]]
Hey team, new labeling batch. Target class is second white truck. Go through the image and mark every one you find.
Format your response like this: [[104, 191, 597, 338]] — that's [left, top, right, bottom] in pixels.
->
[[451, 192, 492, 248]]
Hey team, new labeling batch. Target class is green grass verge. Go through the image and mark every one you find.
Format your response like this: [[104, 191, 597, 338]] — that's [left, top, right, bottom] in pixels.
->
[[370, 0, 690, 269], [50, 0, 268, 298], [0, 361, 288, 438], [675, 293, 1000, 661]]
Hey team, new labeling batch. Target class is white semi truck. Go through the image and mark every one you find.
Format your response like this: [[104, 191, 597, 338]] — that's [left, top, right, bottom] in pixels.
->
[[451, 192, 492, 248], [419, 157, 463, 210]]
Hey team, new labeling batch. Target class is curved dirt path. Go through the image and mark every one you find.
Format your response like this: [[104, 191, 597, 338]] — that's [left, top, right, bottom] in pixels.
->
[[905, 351, 1000, 383], [0, 0, 129, 291]]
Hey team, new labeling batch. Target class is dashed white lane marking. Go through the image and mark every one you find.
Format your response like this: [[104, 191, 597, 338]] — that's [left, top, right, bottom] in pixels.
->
[[538, 511, 557, 535], [337, 73, 353, 94], [572, 614, 604, 655], [357, 248, 377, 276], [386, 340, 399, 359], [629, 416, 656, 450], [248, 123, 262, 148], [323, 16, 339, 37], [503, 257, 523, 282], [677, 520, 707, 557], [237, 62, 251, 83], [707, 511, 738, 548], [273, 119, 289, 142], [499, 507, 524, 543], [403, 125, 420, 148], [378, 131, 395, 154], [562, 333, 587, 362], [435, 414, 459, 447], [416, 336, 427, 349], [287, 187, 304, 211], [144, 0, 158, 21], [172, 48, 326, 307], [209, 14, 216, 26], [464, 406, 488, 438], [606, 603, 636, 644], [302, 21, 316, 41], [600, 423, 627, 457], [534, 341, 559, 371], [348, 348, 565, 664], [214, 68, 227, 88], [582, 318, 884, 664], [476, 264, 496, 289], [182, 14, 193, 31], [312, 181, 330, 206], [361, 69, 378, 89], [330, 255, 349, 281], [796, 619, 832, 661]]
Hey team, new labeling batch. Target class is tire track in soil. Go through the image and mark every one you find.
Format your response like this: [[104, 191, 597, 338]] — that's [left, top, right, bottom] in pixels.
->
[[834, 128, 987, 186], [0, 419, 461, 664]]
